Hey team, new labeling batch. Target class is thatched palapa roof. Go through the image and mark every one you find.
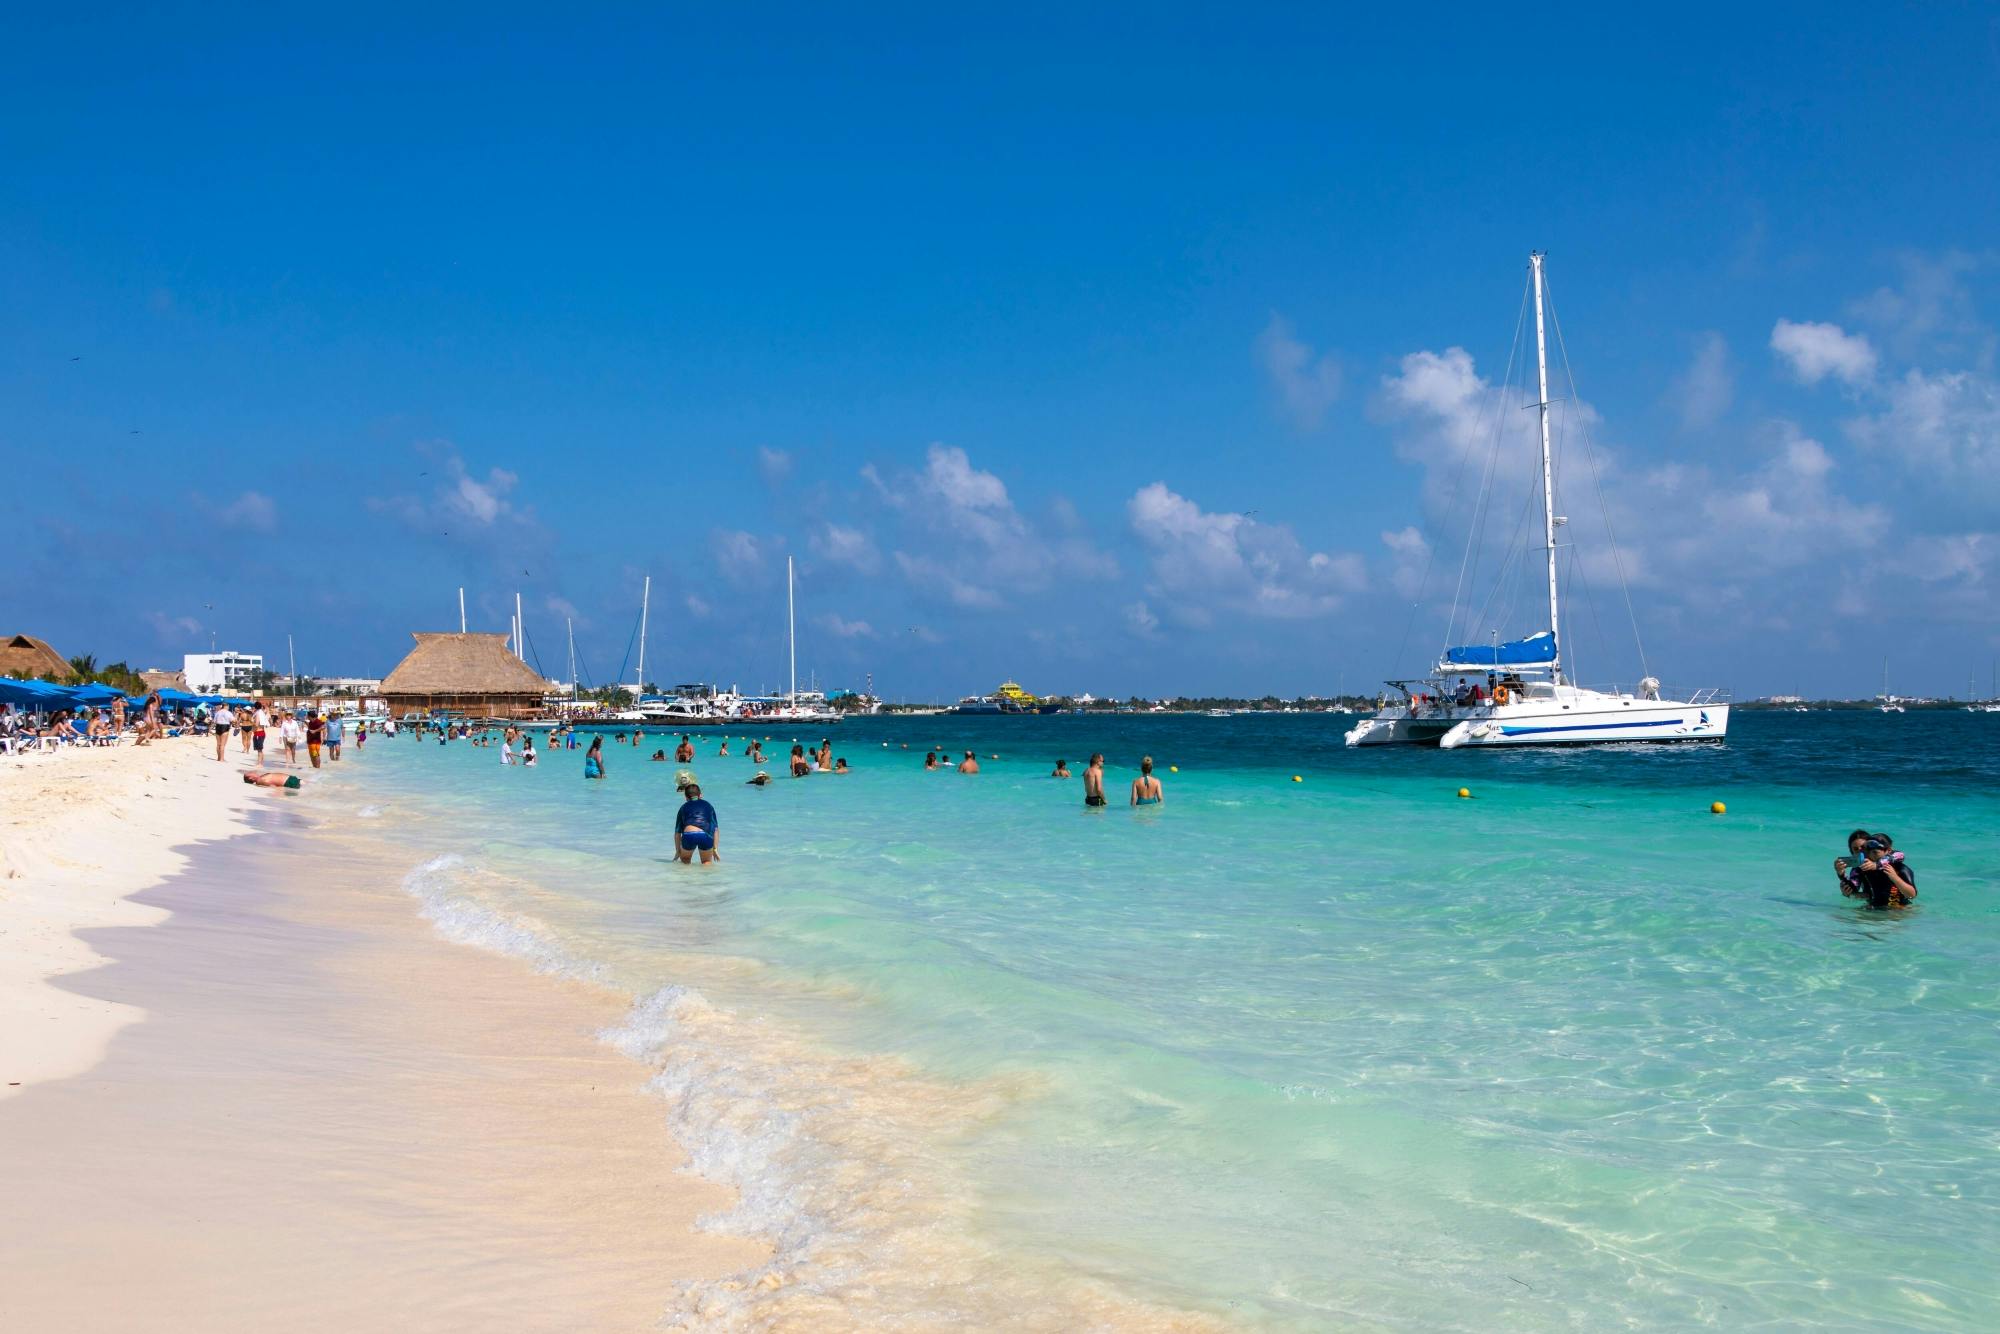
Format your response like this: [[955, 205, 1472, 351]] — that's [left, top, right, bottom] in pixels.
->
[[379, 632, 549, 699], [0, 634, 70, 680]]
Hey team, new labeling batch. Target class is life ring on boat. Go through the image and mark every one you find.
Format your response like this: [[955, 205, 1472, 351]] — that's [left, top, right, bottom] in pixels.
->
[[1493, 684, 1511, 705]]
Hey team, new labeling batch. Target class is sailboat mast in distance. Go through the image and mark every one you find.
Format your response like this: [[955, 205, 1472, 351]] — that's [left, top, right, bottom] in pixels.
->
[[636, 575, 651, 698], [1530, 252, 1562, 686], [788, 556, 798, 705]]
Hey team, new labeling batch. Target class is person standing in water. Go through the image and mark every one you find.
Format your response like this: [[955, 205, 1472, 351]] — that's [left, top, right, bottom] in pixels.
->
[[584, 735, 606, 779], [957, 750, 980, 774], [1083, 753, 1107, 807], [674, 783, 720, 865], [1051, 759, 1071, 778], [1131, 756, 1163, 806], [676, 734, 694, 763]]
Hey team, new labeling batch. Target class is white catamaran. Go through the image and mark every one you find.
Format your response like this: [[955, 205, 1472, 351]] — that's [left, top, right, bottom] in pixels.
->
[[1346, 253, 1728, 749]]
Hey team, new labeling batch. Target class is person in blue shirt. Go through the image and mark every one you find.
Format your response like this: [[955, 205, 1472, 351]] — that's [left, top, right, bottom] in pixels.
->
[[674, 783, 720, 865]]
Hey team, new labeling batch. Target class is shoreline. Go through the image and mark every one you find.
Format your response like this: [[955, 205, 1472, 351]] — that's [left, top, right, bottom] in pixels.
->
[[0, 739, 768, 1329]]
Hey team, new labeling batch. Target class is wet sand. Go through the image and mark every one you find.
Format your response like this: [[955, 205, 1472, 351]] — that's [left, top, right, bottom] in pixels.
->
[[0, 794, 765, 1331]]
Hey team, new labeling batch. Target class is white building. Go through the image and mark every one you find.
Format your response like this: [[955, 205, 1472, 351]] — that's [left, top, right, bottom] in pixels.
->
[[184, 651, 264, 693]]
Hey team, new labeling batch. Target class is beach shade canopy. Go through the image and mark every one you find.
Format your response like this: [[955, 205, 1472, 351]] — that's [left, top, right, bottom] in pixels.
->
[[68, 682, 125, 705], [0, 676, 73, 708], [379, 632, 552, 720], [0, 634, 71, 681]]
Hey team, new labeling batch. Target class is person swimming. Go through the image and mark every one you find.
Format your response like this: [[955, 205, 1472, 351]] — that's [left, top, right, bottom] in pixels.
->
[[1837, 829, 1915, 908], [924, 751, 939, 771], [1051, 759, 1071, 778], [1131, 756, 1163, 806]]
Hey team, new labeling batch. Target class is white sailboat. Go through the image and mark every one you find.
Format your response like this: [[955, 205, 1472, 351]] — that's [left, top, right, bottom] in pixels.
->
[[762, 557, 840, 724], [1346, 253, 1729, 749], [1877, 658, 1904, 712]]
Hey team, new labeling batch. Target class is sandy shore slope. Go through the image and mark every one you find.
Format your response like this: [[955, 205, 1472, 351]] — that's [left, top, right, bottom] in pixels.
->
[[1, 737, 256, 1096], [0, 739, 766, 1329]]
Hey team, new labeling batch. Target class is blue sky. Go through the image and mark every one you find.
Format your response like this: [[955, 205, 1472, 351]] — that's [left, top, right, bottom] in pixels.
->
[[5, 6, 1997, 699]]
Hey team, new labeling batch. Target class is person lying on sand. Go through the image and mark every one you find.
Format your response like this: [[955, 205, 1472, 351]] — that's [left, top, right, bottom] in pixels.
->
[[243, 771, 301, 790]]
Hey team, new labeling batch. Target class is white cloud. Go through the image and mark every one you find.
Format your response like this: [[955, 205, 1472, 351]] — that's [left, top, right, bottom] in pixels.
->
[[685, 594, 711, 617], [1845, 368, 2000, 488], [1771, 318, 1877, 386], [815, 612, 875, 639], [1124, 600, 1161, 638], [1673, 331, 1734, 430], [710, 529, 770, 585], [1127, 482, 1362, 620], [145, 610, 203, 640], [219, 490, 277, 532], [1257, 314, 1342, 430], [893, 551, 1003, 608], [1847, 250, 1990, 363], [878, 443, 1117, 607], [810, 522, 881, 572], [1381, 526, 1431, 598], [757, 446, 793, 487], [365, 446, 536, 544]]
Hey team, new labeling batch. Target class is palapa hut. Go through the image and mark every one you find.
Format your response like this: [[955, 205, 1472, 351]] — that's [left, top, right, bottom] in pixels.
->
[[378, 632, 550, 719], [0, 634, 71, 681]]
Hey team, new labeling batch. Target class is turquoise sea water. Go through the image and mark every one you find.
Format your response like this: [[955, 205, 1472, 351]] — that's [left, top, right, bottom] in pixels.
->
[[328, 712, 2000, 1329]]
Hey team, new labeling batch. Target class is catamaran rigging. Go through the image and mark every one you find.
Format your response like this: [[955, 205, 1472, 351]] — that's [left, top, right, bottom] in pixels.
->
[[1346, 252, 1729, 748]]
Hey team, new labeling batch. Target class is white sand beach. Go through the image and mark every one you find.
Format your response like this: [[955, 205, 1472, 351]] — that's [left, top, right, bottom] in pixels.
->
[[0, 739, 767, 1330], [1, 737, 257, 1096]]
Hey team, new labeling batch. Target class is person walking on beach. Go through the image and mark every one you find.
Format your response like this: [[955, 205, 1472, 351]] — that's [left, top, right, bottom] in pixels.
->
[[1084, 753, 1107, 808], [584, 735, 606, 779], [212, 702, 235, 762], [674, 783, 720, 865], [279, 710, 304, 767], [305, 711, 325, 768], [957, 750, 980, 774], [1131, 756, 1163, 806], [252, 702, 270, 765]]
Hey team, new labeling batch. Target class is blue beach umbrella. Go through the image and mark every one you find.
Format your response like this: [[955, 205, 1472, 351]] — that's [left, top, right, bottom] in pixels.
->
[[0, 676, 68, 708]]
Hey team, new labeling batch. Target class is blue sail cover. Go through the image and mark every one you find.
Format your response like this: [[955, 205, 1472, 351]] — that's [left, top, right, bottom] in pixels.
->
[[1440, 631, 1557, 668]]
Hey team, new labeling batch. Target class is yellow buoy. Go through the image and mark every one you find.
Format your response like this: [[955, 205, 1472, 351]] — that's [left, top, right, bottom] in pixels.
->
[[1169, 765, 1179, 773], [1458, 787, 1471, 799], [1711, 801, 1726, 815], [1291, 774, 1303, 783]]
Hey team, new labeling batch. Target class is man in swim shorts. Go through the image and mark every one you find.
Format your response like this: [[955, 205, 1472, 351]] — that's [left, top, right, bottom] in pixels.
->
[[674, 783, 720, 864], [1084, 753, 1107, 807]]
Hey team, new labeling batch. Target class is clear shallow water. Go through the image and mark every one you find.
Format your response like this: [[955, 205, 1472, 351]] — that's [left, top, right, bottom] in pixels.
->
[[329, 712, 2000, 1329]]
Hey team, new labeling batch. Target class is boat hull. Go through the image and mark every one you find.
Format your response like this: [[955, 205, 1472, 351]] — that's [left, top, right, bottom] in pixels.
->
[[1348, 701, 1729, 748]]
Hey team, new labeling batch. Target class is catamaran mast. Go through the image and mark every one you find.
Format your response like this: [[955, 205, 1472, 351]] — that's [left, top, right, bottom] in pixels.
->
[[566, 618, 577, 700], [636, 575, 651, 698], [787, 556, 797, 705], [1531, 252, 1563, 685], [515, 591, 525, 662]]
